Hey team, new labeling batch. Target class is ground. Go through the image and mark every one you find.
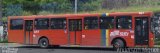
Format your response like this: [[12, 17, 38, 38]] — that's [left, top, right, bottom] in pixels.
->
[[0, 43, 159, 53]]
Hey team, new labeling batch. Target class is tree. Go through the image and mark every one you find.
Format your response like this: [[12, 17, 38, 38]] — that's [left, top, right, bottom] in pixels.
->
[[0, 0, 2, 18]]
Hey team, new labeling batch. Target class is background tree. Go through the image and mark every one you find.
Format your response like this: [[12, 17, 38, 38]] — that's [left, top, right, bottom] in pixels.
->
[[102, 0, 129, 9], [0, 0, 2, 19]]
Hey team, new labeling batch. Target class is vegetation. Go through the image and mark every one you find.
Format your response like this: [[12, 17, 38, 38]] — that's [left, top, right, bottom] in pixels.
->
[[0, 39, 8, 43], [1, 0, 160, 16], [80, 6, 160, 13]]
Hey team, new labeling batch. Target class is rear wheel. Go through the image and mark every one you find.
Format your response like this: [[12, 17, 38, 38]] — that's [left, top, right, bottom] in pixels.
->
[[113, 39, 125, 49], [39, 38, 49, 48]]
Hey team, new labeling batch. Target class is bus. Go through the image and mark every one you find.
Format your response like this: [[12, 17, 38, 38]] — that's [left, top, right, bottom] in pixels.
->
[[8, 12, 154, 48]]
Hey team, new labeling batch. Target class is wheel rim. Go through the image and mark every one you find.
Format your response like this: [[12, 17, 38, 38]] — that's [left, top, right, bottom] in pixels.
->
[[113, 39, 124, 48], [42, 41, 47, 46], [114, 42, 120, 48], [40, 38, 48, 48]]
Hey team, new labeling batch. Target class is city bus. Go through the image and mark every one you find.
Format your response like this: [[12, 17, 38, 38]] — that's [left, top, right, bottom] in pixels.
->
[[8, 12, 154, 48]]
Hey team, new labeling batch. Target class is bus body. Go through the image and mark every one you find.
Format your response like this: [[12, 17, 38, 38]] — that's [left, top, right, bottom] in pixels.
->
[[8, 12, 154, 48]]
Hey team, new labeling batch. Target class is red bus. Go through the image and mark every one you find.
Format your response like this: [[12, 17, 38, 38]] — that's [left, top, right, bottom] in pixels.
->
[[8, 12, 154, 48]]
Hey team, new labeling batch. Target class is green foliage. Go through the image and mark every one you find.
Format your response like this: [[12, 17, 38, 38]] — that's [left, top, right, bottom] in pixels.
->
[[22, 11, 33, 16], [38, 11, 53, 15], [79, 0, 102, 12], [4, 4, 23, 16], [2, 0, 103, 16], [2, 0, 160, 16], [0, 17, 7, 22], [0, 39, 8, 43], [155, 39, 160, 45]]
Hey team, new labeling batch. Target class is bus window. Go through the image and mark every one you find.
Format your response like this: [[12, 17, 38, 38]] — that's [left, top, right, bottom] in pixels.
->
[[116, 16, 132, 29], [84, 17, 98, 29], [50, 18, 66, 29], [10, 19, 23, 30], [100, 16, 114, 29], [69, 19, 82, 31], [35, 18, 49, 29]]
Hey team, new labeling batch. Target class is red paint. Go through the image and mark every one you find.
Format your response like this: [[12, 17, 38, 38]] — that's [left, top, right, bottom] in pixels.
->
[[69, 31, 82, 45], [81, 29, 101, 46]]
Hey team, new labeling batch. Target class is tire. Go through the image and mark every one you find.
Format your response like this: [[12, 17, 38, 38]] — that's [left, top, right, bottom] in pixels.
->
[[39, 38, 49, 48], [113, 39, 125, 49]]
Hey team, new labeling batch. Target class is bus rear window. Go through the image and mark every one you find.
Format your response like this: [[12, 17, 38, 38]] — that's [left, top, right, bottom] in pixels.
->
[[116, 16, 132, 29], [35, 18, 49, 29], [10, 19, 23, 30]]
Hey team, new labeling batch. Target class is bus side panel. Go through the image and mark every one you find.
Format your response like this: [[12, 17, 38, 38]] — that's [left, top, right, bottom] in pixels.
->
[[8, 30, 24, 44], [49, 30, 68, 45], [33, 30, 50, 44], [33, 30, 68, 45], [149, 32, 154, 47], [8, 18, 25, 44], [81, 29, 101, 46]]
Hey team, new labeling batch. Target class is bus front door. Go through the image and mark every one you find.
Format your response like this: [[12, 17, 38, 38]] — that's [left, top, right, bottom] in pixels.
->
[[69, 19, 82, 45], [135, 17, 149, 45], [24, 20, 33, 44]]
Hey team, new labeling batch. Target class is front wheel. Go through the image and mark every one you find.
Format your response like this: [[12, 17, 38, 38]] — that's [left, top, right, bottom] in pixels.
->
[[39, 38, 49, 48]]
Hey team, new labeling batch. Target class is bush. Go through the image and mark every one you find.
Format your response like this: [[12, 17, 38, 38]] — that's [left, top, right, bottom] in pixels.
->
[[22, 11, 33, 16], [39, 0, 73, 13], [155, 38, 160, 45], [1, 17, 7, 22], [0, 39, 8, 43], [155, 41, 160, 45], [38, 11, 52, 15], [4, 4, 23, 16], [78, 0, 102, 12]]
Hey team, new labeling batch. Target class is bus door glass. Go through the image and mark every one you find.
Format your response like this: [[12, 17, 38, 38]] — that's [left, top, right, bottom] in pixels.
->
[[24, 20, 33, 44], [69, 19, 82, 45], [135, 17, 149, 45]]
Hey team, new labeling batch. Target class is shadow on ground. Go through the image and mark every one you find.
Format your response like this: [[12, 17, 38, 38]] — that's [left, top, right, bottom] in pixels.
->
[[13, 45, 115, 51]]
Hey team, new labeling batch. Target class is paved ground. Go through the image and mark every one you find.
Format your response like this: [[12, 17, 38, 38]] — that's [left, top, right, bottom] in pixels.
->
[[15, 46, 117, 53], [0, 43, 159, 53]]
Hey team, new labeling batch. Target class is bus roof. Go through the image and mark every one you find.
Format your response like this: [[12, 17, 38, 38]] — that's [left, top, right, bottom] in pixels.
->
[[8, 12, 153, 19]]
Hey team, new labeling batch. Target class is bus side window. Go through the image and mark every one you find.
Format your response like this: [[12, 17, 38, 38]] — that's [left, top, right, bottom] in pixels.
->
[[116, 16, 132, 29], [84, 17, 98, 29], [100, 16, 114, 29], [50, 18, 66, 29], [35, 18, 49, 29], [10, 19, 23, 30]]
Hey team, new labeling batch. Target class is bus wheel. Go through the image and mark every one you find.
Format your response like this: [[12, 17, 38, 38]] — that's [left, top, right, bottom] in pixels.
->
[[113, 39, 125, 49], [39, 38, 49, 48]]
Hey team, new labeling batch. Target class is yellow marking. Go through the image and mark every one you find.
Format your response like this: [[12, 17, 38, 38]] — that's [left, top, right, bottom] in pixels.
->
[[106, 30, 109, 47], [106, 13, 109, 16]]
